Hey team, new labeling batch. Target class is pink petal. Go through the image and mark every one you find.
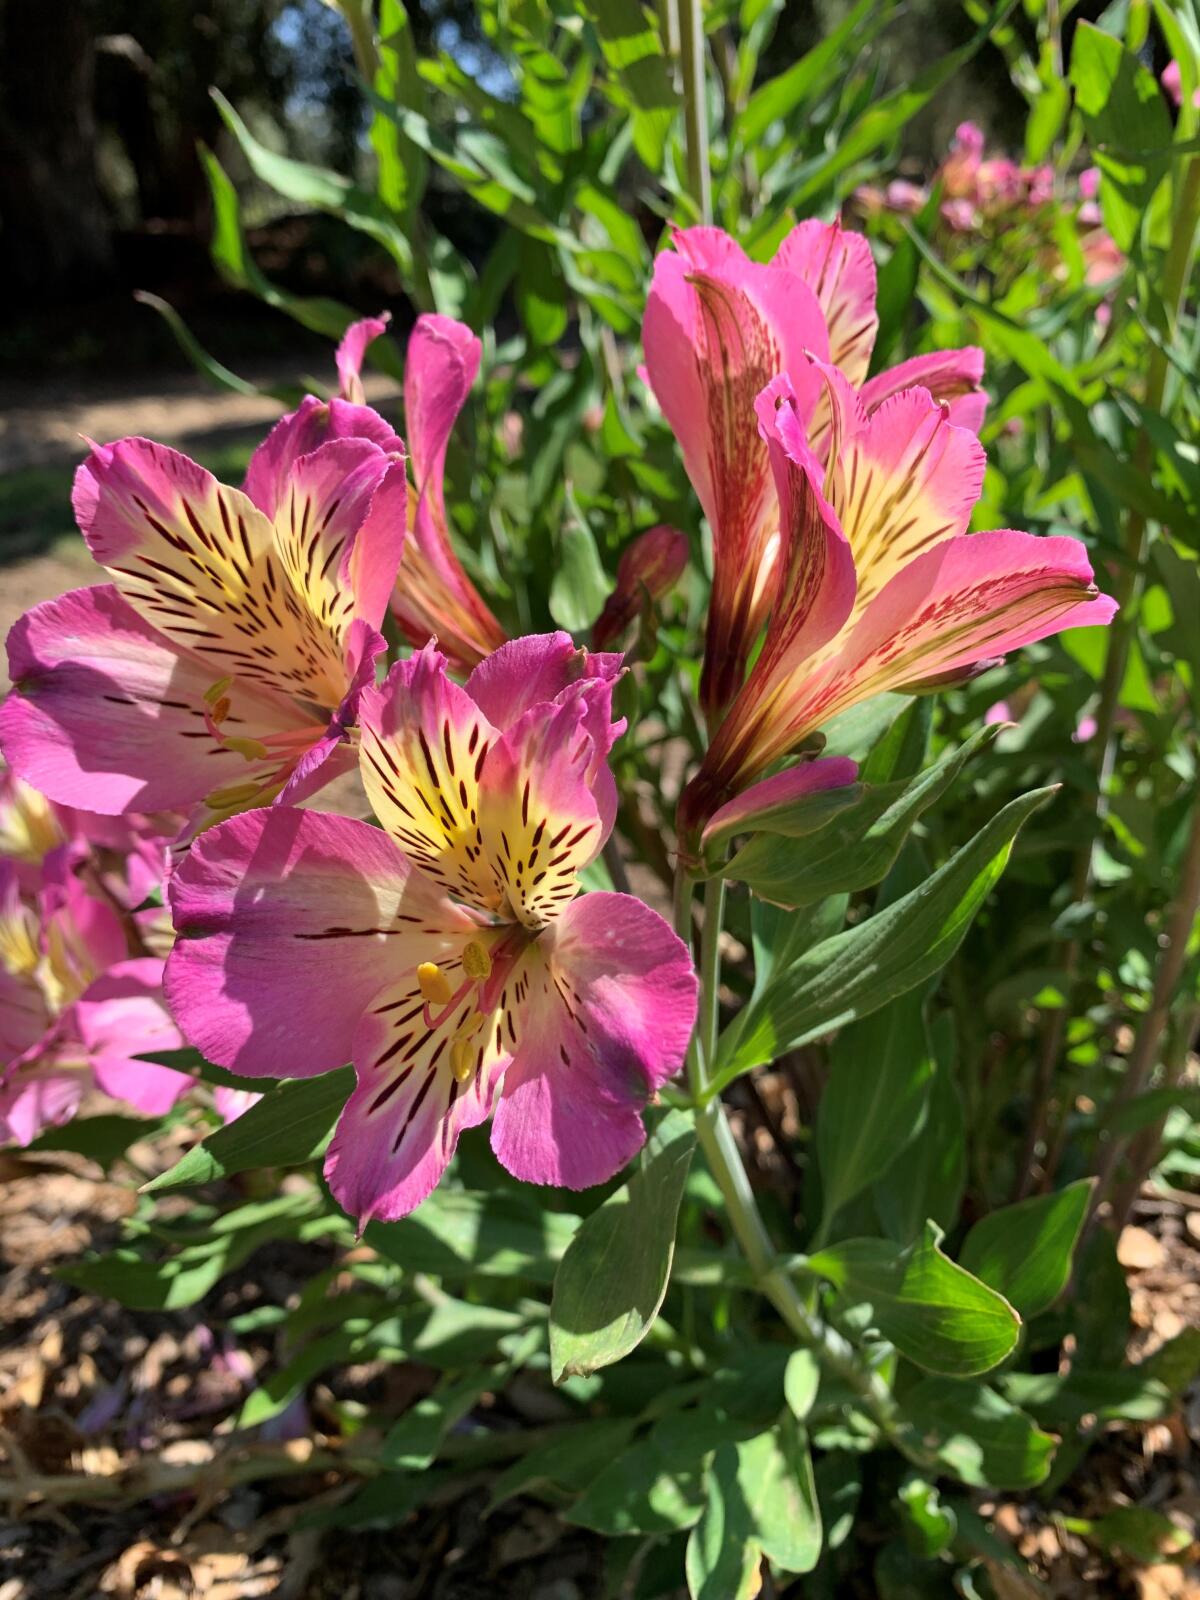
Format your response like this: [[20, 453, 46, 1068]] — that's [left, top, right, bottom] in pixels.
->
[[0, 1063, 85, 1146], [829, 384, 986, 629], [358, 644, 504, 910], [1, 586, 319, 814], [166, 807, 475, 1077], [643, 237, 831, 712], [799, 530, 1118, 725], [772, 219, 878, 387], [0, 965, 50, 1067], [476, 692, 610, 927], [75, 957, 190, 1115], [243, 395, 405, 519], [465, 632, 624, 732], [274, 439, 406, 636], [489, 892, 696, 1189], [700, 756, 859, 848], [677, 381, 857, 836], [393, 314, 506, 671], [213, 1085, 262, 1123], [325, 960, 509, 1225], [859, 348, 988, 434], [335, 313, 391, 404]]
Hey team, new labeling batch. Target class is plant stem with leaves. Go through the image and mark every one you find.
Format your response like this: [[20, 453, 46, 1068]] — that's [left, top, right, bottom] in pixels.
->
[[673, 868, 932, 1466]]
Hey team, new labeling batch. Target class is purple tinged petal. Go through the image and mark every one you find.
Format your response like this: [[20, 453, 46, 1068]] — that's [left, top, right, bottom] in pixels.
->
[[74, 957, 190, 1115], [243, 395, 405, 519], [859, 348, 988, 434], [489, 892, 697, 1189], [335, 313, 391, 404], [701, 756, 860, 849], [165, 807, 476, 1078], [394, 314, 506, 671], [465, 632, 624, 732], [0, 1063, 85, 1146], [1, 586, 320, 814]]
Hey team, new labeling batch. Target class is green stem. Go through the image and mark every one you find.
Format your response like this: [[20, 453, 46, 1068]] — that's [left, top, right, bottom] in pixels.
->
[[1027, 150, 1200, 1194], [678, 0, 711, 224], [673, 867, 933, 1466]]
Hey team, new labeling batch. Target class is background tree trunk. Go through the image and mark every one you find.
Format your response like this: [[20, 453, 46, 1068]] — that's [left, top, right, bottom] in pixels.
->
[[0, 0, 115, 299]]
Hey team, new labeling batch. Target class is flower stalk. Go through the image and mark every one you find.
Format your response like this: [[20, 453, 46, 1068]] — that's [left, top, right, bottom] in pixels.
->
[[672, 865, 933, 1467]]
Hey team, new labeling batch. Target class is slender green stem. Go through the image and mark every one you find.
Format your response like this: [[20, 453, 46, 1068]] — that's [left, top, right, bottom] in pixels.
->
[[1089, 786, 1200, 1218], [678, 0, 712, 224], [698, 877, 725, 1072], [1027, 150, 1200, 1194], [672, 865, 933, 1466]]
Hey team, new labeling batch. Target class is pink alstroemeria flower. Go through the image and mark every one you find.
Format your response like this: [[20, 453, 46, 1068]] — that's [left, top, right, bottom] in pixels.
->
[[643, 221, 987, 716], [390, 315, 508, 673], [677, 363, 1117, 844], [165, 633, 698, 1225], [0, 859, 188, 1145], [0, 320, 408, 828]]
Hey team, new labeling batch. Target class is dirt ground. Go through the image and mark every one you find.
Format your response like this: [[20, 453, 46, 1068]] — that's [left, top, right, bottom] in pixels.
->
[[1, 375, 1199, 1599]]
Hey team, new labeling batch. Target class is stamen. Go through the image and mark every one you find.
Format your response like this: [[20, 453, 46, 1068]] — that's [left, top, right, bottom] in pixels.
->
[[450, 1036, 476, 1083], [204, 779, 268, 809], [462, 940, 492, 980], [203, 676, 233, 706], [417, 961, 454, 1005]]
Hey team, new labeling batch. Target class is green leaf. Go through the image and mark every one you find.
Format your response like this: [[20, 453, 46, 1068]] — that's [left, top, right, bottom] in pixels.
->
[[784, 1350, 820, 1421], [873, 1013, 965, 1245], [1001, 1367, 1172, 1426], [515, 235, 568, 346], [727, 748, 1002, 911], [808, 1223, 1020, 1378], [737, 0, 881, 144], [550, 1109, 695, 1380], [1060, 1506, 1192, 1563], [548, 514, 613, 632], [488, 1418, 637, 1511], [1070, 22, 1173, 252], [899, 1379, 1056, 1489], [815, 990, 935, 1233], [143, 1069, 354, 1193], [57, 1192, 341, 1310], [714, 789, 1054, 1086], [198, 144, 372, 347], [212, 89, 416, 276], [583, 0, 677, 170], [737, 1417, 822, 1573], [685, 1447, 762, 1600], [28, 1113, 156, 1170], [369, 0, 429, 228], [368, 1187, 580, 1283], [568, 1434, 706, 1535], [958, 1179, 1093, 1319], [784, 1, 1018, 208], [897, 1476, 957, 1558], [134, 292, 303, 406]]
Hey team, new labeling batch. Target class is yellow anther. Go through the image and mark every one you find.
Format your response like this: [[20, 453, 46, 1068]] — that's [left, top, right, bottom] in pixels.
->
[[417, 961, 454, 1006], [209, 695, 231, 725], [450, 1036, 477, 1083], [462, 940, 492, 980], [203, 676, 234, 706]]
